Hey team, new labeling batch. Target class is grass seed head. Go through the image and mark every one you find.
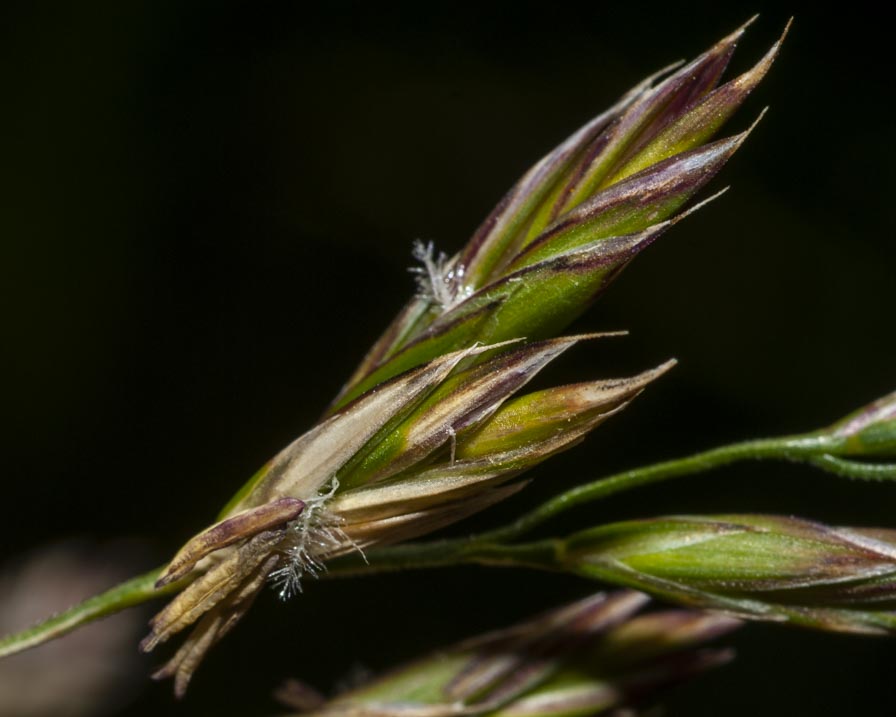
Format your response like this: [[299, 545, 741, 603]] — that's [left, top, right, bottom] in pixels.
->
[[142, 22, 783, 692]]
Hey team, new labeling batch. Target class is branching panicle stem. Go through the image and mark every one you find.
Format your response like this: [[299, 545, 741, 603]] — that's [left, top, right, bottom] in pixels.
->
[[3, 422, 894, 657]]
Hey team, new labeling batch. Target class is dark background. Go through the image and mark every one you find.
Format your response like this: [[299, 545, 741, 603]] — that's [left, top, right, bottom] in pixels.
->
[[2, 2, 894, 715]]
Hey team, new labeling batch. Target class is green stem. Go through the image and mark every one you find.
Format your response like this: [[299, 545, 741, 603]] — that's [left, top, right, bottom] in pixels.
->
[[0, 566, 174, 659], [327, 433, 828, 575], [808, 455, 896, 481], [329, 537, 563, 577], [479, 435, 817, 543]]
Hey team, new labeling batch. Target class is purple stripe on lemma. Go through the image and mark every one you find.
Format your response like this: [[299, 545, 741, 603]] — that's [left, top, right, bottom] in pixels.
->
[[334, 295, 433, 408], [336, 299, 509, 409], [510, 134, 744, 270], [552, 20, 750, 220], [458, 84, 648, 287]]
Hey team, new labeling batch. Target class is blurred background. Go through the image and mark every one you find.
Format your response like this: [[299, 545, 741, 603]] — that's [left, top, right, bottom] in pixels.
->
[[1, 1, 894, 714]]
